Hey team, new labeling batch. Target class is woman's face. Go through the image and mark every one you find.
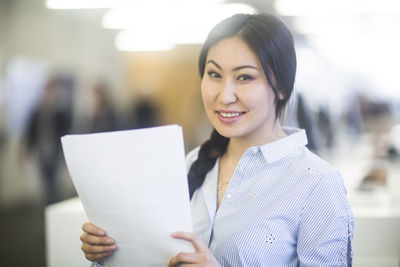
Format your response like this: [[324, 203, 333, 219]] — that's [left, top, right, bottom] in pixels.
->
[[201, 36, 278, 144]]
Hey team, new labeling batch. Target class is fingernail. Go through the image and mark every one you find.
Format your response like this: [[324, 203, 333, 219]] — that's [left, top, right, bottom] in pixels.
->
[[97, 229, 105, 235], [106, 238, 114, 244], [106, 245, 116, 251]]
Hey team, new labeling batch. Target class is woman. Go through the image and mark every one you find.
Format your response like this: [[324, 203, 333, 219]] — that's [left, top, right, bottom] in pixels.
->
[[80, 13, 354, 266]]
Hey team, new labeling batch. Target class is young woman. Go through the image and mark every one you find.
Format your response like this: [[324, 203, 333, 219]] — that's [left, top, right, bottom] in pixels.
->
[[80, 13, 354, 266]]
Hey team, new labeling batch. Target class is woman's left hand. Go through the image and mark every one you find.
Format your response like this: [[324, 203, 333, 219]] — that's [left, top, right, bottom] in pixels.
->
[[168, 232, 221, 267]]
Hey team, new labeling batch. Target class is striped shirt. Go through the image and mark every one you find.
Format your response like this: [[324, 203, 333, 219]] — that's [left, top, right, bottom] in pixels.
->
[[186, 127, 354, 267]]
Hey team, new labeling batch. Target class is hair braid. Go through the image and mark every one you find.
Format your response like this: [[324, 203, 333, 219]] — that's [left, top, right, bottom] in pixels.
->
[[188, 129, 229, 199]]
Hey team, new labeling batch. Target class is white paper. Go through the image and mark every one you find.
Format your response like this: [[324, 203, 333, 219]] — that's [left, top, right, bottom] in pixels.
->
[[61, 125, 194, 267]]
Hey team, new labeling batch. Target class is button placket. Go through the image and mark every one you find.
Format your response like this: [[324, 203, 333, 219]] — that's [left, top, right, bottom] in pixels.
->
[[224, 168, 240, 202], [224, 148, 256, 203]]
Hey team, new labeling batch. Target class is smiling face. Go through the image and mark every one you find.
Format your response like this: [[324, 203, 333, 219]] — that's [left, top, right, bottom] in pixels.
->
[[201, 36, 280, 145]]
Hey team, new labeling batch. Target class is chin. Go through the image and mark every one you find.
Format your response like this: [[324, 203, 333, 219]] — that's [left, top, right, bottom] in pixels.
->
[[214, 125, 243, 139]]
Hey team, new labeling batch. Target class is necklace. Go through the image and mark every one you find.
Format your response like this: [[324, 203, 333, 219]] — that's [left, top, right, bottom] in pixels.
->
[[217, 178, 230, 191]]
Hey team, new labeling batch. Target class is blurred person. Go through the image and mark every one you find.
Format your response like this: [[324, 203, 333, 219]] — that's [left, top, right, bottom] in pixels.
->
[[359, 95, 391, 121], [89, 82, 117, 133], [387, 124, 400, 160], [79, 14, 353, 266], [345, 93, 364, 139], [24, 77, 71, 204], [285, 92, 321, 153], [317, 105, 334, 149], [0, 123, 4, 182], [294, 93, 320, 153], [131, 96, 159, 129]]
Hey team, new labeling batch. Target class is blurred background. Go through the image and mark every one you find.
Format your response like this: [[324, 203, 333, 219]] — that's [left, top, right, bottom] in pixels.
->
[[0, 0, 399, 266]]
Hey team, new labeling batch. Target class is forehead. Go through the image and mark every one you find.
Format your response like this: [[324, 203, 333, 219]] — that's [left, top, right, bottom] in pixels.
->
[[206, 36, 262, 68]]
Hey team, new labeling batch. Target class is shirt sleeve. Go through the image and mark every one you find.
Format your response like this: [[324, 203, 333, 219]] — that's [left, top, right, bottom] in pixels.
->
[[297, 171, 354, 266], [185, 146, 200, 173]]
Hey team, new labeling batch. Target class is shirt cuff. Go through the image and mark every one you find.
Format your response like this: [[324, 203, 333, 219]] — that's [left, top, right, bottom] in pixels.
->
[[91, 262, 105, 267]]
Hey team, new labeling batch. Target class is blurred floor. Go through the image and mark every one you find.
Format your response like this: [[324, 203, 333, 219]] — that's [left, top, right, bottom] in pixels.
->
[[0, 203, 45, 267], [0, 138, 77, 267]]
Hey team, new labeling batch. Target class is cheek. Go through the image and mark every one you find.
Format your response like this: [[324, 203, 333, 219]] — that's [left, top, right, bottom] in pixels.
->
[[247, 86, 276, 112], [201, 80, 214, 108]]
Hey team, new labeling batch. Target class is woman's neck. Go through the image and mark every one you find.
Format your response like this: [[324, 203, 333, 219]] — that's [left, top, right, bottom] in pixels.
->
[[224, 124, 287, 161]]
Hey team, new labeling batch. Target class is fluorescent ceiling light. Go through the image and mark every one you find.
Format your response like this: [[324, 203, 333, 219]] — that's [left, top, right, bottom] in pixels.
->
[[108, 3, 256, 51], [275, 0, 400, 16], [46, 0, 223, 9], [46, 0, 132, 9], [116, 31, 176, 51], [103, 4, 255, 29], [293, 17, 362, 35], [293, 12, 400, 35], [46, 0, 255, 51], [275, 0, 361, 16], [115, 25, 209, 52]]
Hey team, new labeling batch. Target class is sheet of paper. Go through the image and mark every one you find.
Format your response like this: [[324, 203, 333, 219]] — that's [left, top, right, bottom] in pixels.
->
[[61, 125, 194, 267]]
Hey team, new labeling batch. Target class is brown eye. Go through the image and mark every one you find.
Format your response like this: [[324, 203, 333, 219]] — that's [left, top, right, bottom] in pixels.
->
[[238, 74, 253, 81], [208, 71, 221, 79]]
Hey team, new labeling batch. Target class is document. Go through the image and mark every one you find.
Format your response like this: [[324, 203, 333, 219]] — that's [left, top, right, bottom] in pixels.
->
[[61, 125, 194, 267]]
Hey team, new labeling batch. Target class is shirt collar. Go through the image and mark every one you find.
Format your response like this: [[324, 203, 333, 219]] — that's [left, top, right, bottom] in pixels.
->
[[258, 127, 308, 164]]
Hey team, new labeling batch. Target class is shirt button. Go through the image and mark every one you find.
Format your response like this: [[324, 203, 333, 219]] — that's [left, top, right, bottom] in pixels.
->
[[226, 193, 232, 199], [252, 147, 258, 154]]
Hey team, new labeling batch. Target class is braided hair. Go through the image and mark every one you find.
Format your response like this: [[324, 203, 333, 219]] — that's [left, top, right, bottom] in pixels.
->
[[188, 13, 297, 198]]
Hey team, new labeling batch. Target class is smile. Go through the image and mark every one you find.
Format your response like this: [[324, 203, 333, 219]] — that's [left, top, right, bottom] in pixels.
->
[[219, 112, 242, 118]]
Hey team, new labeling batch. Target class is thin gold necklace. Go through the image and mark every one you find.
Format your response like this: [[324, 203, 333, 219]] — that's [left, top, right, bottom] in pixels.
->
[[217, 177, 230, 191], [217, 155, 231, 192]]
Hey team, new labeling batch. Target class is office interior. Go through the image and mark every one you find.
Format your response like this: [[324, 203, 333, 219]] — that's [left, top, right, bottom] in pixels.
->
[[0, 0, 399, 266]]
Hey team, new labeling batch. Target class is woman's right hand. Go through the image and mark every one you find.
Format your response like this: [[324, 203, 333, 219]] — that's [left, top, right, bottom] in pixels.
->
[[80, 222, 117, 263]]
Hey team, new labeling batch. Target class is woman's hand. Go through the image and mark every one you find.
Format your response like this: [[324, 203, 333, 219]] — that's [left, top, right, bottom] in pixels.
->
[[80, 222, 116, 263], [168, 232, 221, 267]]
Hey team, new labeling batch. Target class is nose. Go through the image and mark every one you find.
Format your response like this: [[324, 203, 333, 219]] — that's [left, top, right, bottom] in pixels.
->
[[218, 80, 237, 105]]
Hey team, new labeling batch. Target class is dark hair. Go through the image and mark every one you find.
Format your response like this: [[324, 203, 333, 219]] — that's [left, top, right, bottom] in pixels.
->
[[188, 13, 297, 198]]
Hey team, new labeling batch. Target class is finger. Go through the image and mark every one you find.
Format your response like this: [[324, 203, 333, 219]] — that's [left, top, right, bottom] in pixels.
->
[[81, 243, 116, 254], [174, 252, 204, 263], [167, 256, 178, 267], [171, 232, 207, 252], [85, 251, 113, 262], [80, 232, 115, 245], [168, 254, 195, 267], [82, 222, 105, 236]]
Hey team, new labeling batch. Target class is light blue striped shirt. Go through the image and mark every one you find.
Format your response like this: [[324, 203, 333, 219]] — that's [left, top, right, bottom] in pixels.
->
[[186, 127, 354, 267]]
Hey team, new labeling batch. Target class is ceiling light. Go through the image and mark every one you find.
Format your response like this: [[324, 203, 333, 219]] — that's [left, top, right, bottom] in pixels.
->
[[275, 0, 400, 16], [108, 3, 256, 51], [116, 31, 176, 51], [46, 0, 224, 9], [103, 4, 255, 30]]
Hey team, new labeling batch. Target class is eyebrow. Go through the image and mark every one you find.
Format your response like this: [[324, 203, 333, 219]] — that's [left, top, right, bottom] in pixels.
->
[[206, 60, 259, 71]]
